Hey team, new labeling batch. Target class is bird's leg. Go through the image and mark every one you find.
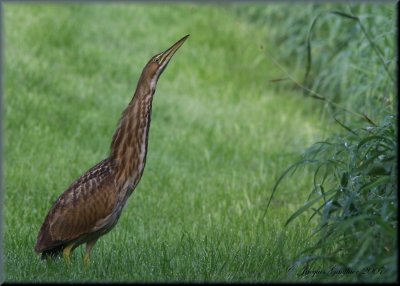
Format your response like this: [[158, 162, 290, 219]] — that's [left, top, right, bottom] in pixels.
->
[[83, 239, 98, 268], [63, 244, 74, 266]]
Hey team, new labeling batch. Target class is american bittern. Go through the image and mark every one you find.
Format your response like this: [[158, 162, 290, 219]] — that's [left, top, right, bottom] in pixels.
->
[[34, 35, 189, 265]]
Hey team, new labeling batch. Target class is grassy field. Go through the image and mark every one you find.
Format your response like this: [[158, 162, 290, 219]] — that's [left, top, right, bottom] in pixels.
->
[[3, 3, 339, 282]]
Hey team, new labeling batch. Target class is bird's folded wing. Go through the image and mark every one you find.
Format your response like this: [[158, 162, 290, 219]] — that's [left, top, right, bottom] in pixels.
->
[[35, 158, 117, 251]]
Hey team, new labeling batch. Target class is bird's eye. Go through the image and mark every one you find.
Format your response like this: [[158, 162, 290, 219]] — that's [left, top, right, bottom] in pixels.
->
[[154, 57, 160, 63]]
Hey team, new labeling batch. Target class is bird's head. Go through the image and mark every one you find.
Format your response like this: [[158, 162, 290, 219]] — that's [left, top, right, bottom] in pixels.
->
[[141, 34, 189, 91]]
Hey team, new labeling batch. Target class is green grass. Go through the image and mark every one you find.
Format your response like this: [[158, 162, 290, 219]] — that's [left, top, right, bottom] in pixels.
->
[[232, 3, 397, 282], [4, 3, 335, 282], [233, 3, 396, 123], [273, 115, 397, 283]]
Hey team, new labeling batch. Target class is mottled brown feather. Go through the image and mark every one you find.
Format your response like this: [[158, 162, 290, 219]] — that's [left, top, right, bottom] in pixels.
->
[[35, 158, 115, 252]]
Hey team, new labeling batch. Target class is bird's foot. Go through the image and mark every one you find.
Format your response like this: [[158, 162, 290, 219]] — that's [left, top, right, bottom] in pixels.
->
[[83, 253, 90, 269], [63, 245, 73, 267]]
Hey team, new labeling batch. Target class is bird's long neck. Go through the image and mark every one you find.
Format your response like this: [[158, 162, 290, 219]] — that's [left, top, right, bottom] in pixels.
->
[[110, 77, 155, 188]]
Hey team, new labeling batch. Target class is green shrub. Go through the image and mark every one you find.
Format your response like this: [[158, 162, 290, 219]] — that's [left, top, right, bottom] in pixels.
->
[[248, 3, 398, 282], [233, 3, 396, 122], [275, 115, 397, 282]]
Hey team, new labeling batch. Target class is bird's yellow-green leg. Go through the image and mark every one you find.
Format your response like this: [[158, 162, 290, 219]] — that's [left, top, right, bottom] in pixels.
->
[[63, 244, 74, 266], [83, 239, 98, 268]]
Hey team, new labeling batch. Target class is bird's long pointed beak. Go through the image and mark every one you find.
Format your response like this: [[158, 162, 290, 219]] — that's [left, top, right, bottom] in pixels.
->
[[160, 34, 190, 64]]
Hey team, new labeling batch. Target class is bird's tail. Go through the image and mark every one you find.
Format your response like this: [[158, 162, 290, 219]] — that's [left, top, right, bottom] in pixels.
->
[[40, 245, 64, 260]]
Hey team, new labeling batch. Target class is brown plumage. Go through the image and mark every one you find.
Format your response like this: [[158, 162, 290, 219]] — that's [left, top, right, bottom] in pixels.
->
[[35, 35, 189, 264]]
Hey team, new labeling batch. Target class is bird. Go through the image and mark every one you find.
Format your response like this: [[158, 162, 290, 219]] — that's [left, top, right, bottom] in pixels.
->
[[34, 34, 189, 266]]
